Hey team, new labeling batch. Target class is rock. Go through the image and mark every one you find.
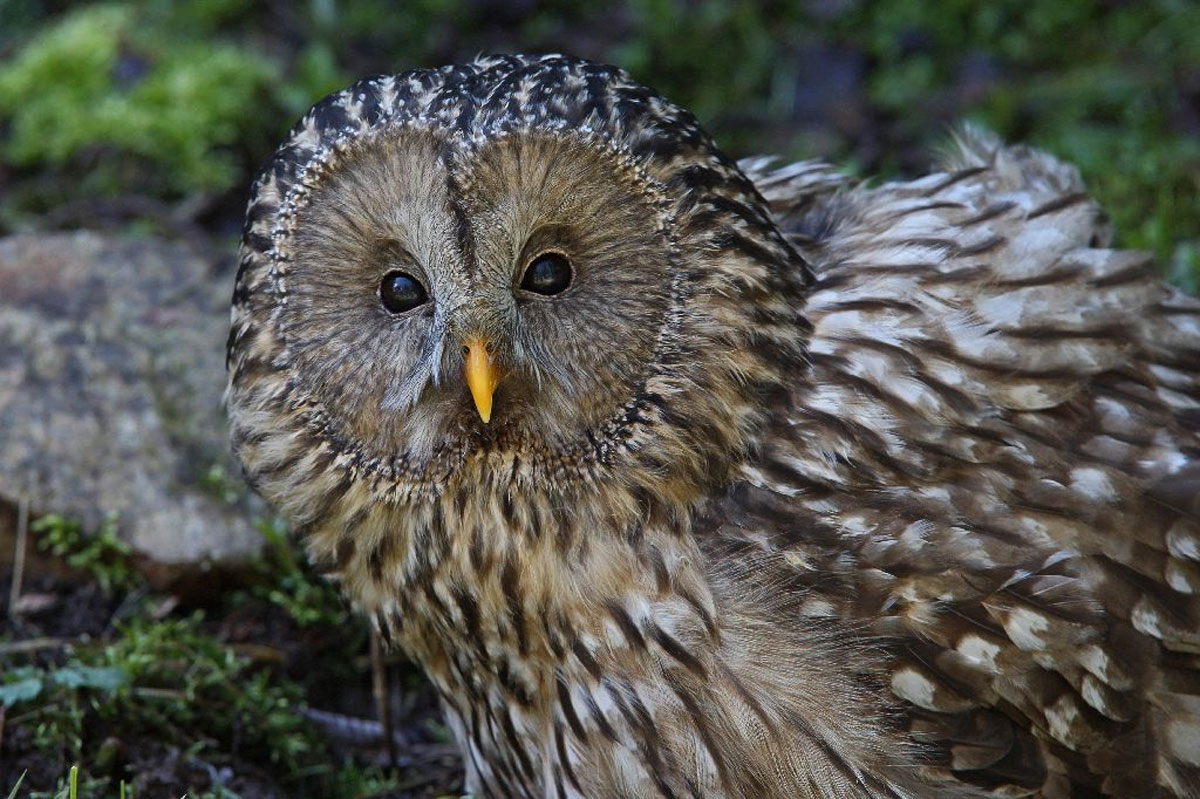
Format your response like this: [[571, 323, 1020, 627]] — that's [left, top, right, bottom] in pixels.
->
[[0, 232, 262, 583]]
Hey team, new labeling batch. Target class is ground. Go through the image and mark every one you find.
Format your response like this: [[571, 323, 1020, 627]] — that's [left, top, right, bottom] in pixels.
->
[[1, 521, 461, 798]]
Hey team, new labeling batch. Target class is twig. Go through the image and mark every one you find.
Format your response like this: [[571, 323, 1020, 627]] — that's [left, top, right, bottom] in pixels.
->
[[228, 642, 288, 665], [301, 707, 458, 765], [358, 770, 443, 796], [370, 626, 398, 770], [0, 637, 77, 656], [303, 706, 392, 746], [132, 687, 185, 700], [7, 495, 30, 622]]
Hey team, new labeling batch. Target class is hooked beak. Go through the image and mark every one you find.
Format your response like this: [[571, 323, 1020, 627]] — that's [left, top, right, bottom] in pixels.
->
[[462, 336, 500, 423]]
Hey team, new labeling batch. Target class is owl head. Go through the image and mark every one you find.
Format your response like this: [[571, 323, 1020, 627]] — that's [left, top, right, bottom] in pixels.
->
[[227, 55, 806, 532]]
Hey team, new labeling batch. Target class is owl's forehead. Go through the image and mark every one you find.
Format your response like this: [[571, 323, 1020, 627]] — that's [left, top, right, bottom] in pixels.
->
[[253, 55, 720, 217], [322, 54, 701, 147]]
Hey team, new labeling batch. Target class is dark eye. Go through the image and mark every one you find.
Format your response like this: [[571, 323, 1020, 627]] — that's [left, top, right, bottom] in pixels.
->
[[379, 271, 428, 314], [520, 253, 572, 296]]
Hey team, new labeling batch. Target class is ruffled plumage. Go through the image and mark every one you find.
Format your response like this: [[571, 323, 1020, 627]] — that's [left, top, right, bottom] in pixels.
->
[[228, 56, 1200, 798], [736, 130, 1200, 796]]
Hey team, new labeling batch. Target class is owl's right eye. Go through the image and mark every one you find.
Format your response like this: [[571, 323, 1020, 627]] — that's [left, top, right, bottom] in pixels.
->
[[379, 271, 428, 314]]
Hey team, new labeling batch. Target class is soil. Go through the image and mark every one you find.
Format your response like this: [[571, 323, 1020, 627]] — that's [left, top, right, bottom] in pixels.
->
[[0, 570, 463, 798]]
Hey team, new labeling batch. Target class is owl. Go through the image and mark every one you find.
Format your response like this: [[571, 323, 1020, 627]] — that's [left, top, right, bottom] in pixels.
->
[[227, 55, 1200, 798]]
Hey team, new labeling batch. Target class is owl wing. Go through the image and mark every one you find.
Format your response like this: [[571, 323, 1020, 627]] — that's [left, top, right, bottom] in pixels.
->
[[728, 134, 1200, 797]]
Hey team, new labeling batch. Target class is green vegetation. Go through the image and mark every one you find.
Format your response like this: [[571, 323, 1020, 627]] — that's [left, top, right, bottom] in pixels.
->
[[32, 514, 140, 596], [250, 518, 351, 629], [0, 4, 279, 224], [616, 1, 1200, 285], [2, 513, 395, 798], [199, 463, 250, 508], [1, 614, 321, 797], [0, 624, 393, 798]]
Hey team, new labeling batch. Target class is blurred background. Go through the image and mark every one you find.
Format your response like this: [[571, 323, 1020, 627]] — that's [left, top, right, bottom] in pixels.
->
[[0, 1, 1197, 798], [2, 0, 1198, 282]]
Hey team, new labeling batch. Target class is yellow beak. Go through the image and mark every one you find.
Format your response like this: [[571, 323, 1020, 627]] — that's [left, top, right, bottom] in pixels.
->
[[463, 336, 500, 423]]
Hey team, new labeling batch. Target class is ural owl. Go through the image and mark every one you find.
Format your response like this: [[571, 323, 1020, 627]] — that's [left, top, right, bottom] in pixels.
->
[[227, 54, 1200, 798]]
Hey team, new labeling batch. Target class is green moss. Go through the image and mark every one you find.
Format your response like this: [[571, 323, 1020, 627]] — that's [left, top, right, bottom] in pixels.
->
[[1, 515, 394, 797], [1, 614, 331, 798], [248, 517, 353, 628], [32, 513, 140, 595], [0, 4, 279, 198]]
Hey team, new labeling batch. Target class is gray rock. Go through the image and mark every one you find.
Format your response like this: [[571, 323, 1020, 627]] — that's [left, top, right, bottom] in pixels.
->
[[0, 232, 262, 579]]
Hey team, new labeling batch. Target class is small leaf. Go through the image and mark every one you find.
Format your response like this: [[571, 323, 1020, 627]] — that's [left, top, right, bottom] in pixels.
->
[[0, 677, 43, 707], [51, 665, 129, 693]]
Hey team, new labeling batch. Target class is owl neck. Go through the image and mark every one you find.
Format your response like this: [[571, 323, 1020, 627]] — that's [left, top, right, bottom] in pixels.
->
[[346, 448, 721, 650], [352, 460, 720, 795]]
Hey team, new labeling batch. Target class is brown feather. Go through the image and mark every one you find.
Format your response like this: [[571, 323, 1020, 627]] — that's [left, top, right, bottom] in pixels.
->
[[229, 57, 1200, 798]]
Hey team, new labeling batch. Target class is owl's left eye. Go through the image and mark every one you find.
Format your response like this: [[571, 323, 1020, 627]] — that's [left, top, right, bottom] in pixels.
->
[[520, 253, 573, 296], [379, 271, 428, 314]]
